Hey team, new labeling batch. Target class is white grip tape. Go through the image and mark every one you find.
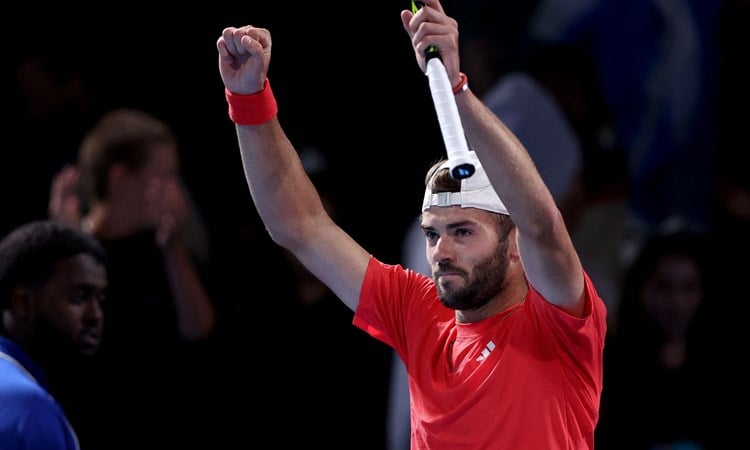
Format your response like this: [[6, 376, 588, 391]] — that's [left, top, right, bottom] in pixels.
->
[[425, 58, 470, 162]]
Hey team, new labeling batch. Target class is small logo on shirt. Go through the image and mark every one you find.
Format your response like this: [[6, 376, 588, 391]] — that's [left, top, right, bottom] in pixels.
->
[[475, 340, 496, 362]]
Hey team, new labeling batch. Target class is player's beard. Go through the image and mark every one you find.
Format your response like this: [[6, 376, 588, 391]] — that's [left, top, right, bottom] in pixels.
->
[[436, 238, 510, 311]]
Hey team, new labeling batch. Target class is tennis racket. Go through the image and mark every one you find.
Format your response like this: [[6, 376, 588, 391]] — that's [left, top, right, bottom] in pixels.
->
[[411, 1, 475, 179]]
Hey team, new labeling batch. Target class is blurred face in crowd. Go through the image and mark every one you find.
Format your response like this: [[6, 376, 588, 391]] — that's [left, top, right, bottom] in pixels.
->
[[112, 143, 185, 232], [640, 253, 702, 338]]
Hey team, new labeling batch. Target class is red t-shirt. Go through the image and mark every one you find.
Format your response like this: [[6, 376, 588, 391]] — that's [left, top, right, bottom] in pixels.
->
[[353, 256, 607, 450]]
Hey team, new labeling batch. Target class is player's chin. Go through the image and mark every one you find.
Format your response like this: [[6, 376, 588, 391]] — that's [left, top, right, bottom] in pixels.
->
[[437, 274, 464, 291], [436, 279, 461, 298]]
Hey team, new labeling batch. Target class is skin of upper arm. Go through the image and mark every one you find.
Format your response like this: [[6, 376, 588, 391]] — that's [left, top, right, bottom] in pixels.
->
[[516, 221, 585, 317], [290, 215, 372, 312]]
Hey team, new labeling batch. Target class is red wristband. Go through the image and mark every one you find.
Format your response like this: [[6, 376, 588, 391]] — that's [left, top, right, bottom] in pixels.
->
[[452, 72, 468, 95], [225, 79, 278, 126]]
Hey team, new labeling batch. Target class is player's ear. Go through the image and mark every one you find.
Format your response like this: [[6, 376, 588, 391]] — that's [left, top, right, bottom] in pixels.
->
[[507, 228, 521, 262]]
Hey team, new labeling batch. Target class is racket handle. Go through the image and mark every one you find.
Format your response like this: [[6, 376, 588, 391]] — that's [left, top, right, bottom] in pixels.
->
[[425, 58, 475, 179]]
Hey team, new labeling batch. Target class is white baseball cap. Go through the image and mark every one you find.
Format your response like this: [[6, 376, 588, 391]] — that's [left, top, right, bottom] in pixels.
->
[[421, 151, 509, 216]]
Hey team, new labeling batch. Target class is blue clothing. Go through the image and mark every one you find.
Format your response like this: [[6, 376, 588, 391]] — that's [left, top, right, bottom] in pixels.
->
[[0, 336, 79, 450]]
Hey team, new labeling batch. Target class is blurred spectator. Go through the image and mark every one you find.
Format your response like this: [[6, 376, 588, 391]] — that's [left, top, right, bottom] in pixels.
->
[[595, 230, 723, 449], [530, 0, 722, 237], [0, 220, 108, 450], [47, 108, 220, 449]]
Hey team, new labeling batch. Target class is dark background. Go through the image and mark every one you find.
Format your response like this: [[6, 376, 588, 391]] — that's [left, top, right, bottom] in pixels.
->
[[3, 5, 443, 264]]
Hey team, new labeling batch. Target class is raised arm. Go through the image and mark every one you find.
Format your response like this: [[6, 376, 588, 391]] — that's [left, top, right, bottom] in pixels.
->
[[401, 1, 585, 316], [216, 26, 370, 311]]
